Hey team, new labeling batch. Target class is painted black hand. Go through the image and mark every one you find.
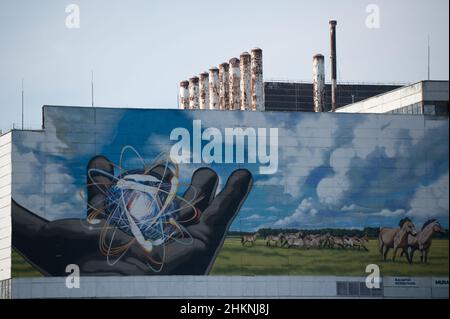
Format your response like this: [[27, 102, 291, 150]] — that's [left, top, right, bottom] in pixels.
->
[[12, 156, 252, 276]]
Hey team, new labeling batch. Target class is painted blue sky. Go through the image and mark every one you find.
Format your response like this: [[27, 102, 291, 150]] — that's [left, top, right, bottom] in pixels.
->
[[11, 107, 450, 232]]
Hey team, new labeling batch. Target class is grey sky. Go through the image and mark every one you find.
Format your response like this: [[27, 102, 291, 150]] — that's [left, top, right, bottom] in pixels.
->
[[0, 0, 448, 131]]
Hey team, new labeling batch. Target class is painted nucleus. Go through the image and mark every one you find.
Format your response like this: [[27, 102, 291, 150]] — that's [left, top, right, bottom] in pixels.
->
[[85, 146, 200, 272]]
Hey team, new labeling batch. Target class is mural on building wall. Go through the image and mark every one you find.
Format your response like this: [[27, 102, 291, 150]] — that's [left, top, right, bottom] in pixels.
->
[[11, 107, 450, 277]]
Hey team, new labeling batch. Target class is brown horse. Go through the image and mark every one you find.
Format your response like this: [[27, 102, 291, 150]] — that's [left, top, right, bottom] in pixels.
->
[[401, 219, 446, 264], [379, 218, 417, 261], [281, 232, 303, 247], [351, 235, 369, 251], [304, 235, 321, 249], [265, 233, 285, 247], [285, 237, 305, 248], [330, 236, 346, 249], [241, 233, 258, 246], [319, 233, 332, 248]]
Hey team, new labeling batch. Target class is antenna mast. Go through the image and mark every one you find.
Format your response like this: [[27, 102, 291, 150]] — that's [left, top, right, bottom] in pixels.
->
[[91, 70, 94, 107], [427, 35, 431, 81], [21, 79, 24, 130]]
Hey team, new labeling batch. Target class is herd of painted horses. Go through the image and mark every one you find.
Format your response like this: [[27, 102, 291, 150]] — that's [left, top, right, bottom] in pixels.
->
[[241, 232, 369, 250], [240, 218, 446, 264]]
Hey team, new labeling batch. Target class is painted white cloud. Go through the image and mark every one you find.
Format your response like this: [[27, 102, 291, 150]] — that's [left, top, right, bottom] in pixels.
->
[[316, 147, 354, 206], [13, 142, 84, 220], [44, 108, 123, 156], [280, 116, 331, 198], [242, 214, 264, 221], [266, 206, 282, 213], [341, 204, 357, 212], [254, 176, 283, 186], [407, 173, 449, 220], [372, 208, 406, 217], [284, 148, 327, 198], [274, 197, 319, 227]]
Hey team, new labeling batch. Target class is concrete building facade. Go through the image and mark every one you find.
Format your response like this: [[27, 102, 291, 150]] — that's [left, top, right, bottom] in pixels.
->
[[336, 81, 449, 116]]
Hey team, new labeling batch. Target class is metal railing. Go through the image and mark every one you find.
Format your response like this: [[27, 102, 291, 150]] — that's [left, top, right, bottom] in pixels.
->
[[265, 78, 411, 87]]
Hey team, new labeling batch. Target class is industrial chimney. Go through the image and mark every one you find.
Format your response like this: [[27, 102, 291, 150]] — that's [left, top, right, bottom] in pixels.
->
[[199, 72, 209, 109], [229, 57, 241, 110], [219, 63, 230, 110], [181, 47, 264, 112], [179, 80, 190, 110], [209, 67, 220, 110], [251, 48, 264, 111], [188, 76, 200, 109], [313, 54, 325, 113], [329, 20, 338, 112], [240, 52, 252, 111]]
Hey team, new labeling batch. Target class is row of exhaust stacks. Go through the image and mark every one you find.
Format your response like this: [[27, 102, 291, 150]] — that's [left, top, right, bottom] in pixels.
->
[[179, 48, 265, 112], [179, 20, 336, 113]]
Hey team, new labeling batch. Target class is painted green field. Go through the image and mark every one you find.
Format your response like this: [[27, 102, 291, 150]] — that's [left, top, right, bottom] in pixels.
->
[[12, 250, 43, 277], [210, 237, 449, 277], [12, 238, 449, 277]]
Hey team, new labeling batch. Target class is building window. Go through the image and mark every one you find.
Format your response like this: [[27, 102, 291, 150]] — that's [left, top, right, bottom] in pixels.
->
[[424, 105, 436, 116], [407, 105, 413, 114]]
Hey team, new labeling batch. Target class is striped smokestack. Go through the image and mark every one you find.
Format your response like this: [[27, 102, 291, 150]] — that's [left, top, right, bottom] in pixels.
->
[[179, 80, 190, 110]]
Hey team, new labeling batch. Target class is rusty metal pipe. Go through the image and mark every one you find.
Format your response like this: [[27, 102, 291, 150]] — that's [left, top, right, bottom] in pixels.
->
[[251, 48, 264, 112], [209, 67, 220, 110], [179, 80, 190, 110], [219, 63, 230, 110], [240, 52, 251, 111], [199, 72, 209, 110], [188, 76, 200, 109], [313, 54, 325, 113], [229, 58, 241, 111]]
